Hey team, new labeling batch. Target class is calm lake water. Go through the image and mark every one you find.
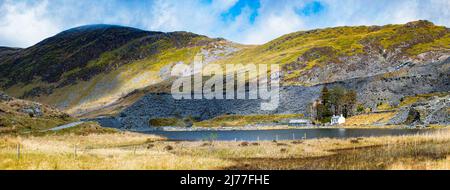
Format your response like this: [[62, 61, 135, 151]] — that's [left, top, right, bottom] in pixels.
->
[[143, 128, 435, 141]]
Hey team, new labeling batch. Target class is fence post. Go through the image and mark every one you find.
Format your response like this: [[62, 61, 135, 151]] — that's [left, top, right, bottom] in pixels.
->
[[292, 133, 295, 140], [17, 143, 20, 160]]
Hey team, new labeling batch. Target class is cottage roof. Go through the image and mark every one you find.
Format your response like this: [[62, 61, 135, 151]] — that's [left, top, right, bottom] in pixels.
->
[[289, 119, 310, 123]]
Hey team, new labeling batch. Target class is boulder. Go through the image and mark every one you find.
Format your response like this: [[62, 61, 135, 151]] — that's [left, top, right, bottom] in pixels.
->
[[19, 104, 43, 117], [0, 91, 12, 102], [388, 95, 449, 126]]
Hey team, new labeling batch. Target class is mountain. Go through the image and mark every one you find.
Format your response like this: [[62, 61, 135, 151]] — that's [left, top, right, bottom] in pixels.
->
[[214, 20, 449, 85], [0, 24, 240, 115], [0, 21, 449, 128]]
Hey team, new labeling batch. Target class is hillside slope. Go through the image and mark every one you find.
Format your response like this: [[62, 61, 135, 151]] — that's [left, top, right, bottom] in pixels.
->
[[0, 25, 240, 115], [214, 20, 449, 85], [114, 59, 449, 128], [0, 21, 448, 126], [112, 21, 450, 128], [0, 91, 74, 134]]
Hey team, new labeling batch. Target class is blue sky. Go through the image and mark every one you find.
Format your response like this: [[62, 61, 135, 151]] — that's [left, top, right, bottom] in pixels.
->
[[0, 0, 449, 47]]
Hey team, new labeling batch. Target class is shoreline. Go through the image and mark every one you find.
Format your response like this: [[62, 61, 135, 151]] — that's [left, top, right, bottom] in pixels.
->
[[127, 124, 446, 132], [3, 128, 448, 169]]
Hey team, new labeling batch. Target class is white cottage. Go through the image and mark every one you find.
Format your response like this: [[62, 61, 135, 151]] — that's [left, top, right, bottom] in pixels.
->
[[331, 114, 346, 125]]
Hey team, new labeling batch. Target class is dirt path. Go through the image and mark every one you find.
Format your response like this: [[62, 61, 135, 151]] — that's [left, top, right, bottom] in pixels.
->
[[47, 121, 85, 131]]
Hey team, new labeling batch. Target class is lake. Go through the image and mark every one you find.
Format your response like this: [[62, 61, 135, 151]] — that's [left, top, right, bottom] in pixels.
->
[[143, 128, 436, 141]]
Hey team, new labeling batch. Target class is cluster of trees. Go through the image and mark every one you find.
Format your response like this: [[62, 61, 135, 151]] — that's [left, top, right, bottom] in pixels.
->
[[314, 86, 357, 123]]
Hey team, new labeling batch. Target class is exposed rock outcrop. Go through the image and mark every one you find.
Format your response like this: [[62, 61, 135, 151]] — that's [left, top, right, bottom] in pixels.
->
[[19, 104, 44, 117], [113, 86, 321, 129], [388, 95, 449, 126], [0, 21, 448, 127], [0, 91, 12, 102], [0, 92, 73, 132], [101, 58, 449, 129]]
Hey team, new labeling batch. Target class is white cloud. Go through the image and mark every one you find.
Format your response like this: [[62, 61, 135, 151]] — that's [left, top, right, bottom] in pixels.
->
[[417, 0, 450, 26], [314, 0, 449, 27], [0, 0, 59, 47], [0, 0, 448, 47], [211, 0, 239, 11], [245, 13, 304, 44], [238, 0, 306, 44], [146, 0, 220, 36]]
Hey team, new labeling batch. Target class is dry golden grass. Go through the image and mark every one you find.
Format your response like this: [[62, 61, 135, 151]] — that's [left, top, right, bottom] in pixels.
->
[[398, 92, 448, 107], [387, 156, 450, 170], [345, 112, 397, 126], [194, 114, 304, 127], [0, 128, 449, 170], [0, 131, 233, 170], [0, 96, 75, 134], [223, 129, 450, 170], [376, 103, 394, 111]]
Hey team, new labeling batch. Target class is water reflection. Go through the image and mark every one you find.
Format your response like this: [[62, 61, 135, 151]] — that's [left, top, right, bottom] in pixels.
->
[[144, 128, 434, 141]]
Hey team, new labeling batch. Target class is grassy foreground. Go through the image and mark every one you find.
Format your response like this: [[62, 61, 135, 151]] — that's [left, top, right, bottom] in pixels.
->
[[0, 127, 449, 170]]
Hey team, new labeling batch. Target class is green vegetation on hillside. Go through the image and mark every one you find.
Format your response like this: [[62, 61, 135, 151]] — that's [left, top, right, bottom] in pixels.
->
[[2, 29, 222, 115], [314, 86, 357, 123], [149, 117, 195, 127], [1, 21, 448, 116], [408, 33, 450, 55], [219, 20, 447, 65], [370, 92, 450, 112], [194, 114, 304, 127], [43, 122, 118, 136], [62, 33, 214, 84], [399, 92, 449, 107], [0, 93, 75, 134], [213, 20, 449, 85]]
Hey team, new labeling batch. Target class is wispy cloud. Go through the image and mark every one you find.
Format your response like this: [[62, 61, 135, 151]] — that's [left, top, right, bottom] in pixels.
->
[[0, 0, 448, 47], [0, 0, 59, 47]]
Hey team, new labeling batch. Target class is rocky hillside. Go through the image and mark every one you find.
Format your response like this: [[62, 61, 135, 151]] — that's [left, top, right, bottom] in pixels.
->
[[113, 21, 450, 128], [111, 58, 448, 129], [0, 91, 74, 133], [0, 21, 449, 129], [388, 94, 449, 126], [0, 25, 240, 115], [212, 20, 449, 85]]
